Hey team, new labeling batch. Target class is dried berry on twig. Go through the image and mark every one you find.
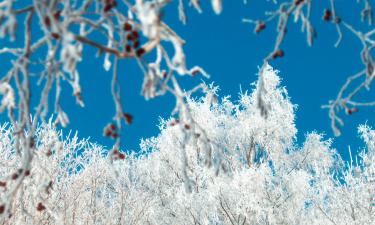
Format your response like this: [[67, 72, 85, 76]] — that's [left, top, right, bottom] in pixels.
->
[[346, 107, 358, 115], [123, 113, 133, 125], [0, 205, 5, 214], [125, 44, 132, 53], [294, 0, 304, 6], [104, 0, 117, 12], [255, 22, 266, 34], [0, 181, 6, 187], [11, 173, 18, 180], [136, 48, 146, 57], [323, 9, 332, 21], [36, 202, 46, 211], [123, 22, 132, 31], [112, 149, 126, 160], [53, 10, 62, 21], [272, 49, 284, 59]]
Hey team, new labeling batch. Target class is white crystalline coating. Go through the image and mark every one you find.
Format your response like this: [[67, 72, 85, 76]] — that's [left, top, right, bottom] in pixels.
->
[[190, 0, 203, 13], [211, 0, 222, 15], [103, 25, 114, 71], [103, 55, 111, 71], [136, 1, 159, 38], [170, 35, 186, 75], [0, 83, 15, 112], [60, 40, 82, 74], [56, 110, 70, 127], [0, 2, 17, 40], [358, 124, 375, 154]]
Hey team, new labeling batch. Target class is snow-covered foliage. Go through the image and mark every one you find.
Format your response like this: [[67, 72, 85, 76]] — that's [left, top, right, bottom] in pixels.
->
[[0, 1, 218, 215], [0, 66, 373, 224]]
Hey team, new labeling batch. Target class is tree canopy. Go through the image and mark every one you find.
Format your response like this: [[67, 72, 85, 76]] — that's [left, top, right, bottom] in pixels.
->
[[0, 66, 373, 224]]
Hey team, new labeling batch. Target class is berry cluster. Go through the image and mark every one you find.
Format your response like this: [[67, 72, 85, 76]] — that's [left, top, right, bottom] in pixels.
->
[[103, 123, 119, 139], [112, 149, 125, 160], [123, 22, 145, 57]]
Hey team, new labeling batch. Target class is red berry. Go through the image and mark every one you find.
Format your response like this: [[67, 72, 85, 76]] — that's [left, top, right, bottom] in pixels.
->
[[133, 41, 140, 49], [36, 203, 46, 211], [118, 153, 125, 160], [123, 113, 133, 125], [24, 170, 30, 177], [104, 4, 112, 12], [294, 0, 304, 6], [136, 48, 146, 57], [191, 69, 200, 76], [127, 34, 134, 41], [51, 33, 60, 39], [53, 10, 62, 21], [123, 22, 132, 31], [0, 181, 6, 187], [323, 9, 332, 21], [11, 173, 18, 180], [125, 45, 132, 52], [132, 30, 139, 39], [44, 17, 51, 27], [255, 22, 266, 34], [103, 0, 117, 12], [347, 107, 358, 115], [272, 49, 284, 59], [0, 205, 5, 214]]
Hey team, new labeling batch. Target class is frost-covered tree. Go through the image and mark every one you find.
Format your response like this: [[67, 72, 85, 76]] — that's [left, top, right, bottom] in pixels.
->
[[0, 65, 373, 224], [0, 1, 374, 223], [0, 0, 218, 215]]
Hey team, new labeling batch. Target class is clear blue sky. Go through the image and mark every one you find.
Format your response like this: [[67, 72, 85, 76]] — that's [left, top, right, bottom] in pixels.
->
[[1, 1, 373, 161]]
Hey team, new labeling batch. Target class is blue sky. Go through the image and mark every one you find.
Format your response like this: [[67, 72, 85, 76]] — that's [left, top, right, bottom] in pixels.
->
[[1, 1, 374, 161]]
